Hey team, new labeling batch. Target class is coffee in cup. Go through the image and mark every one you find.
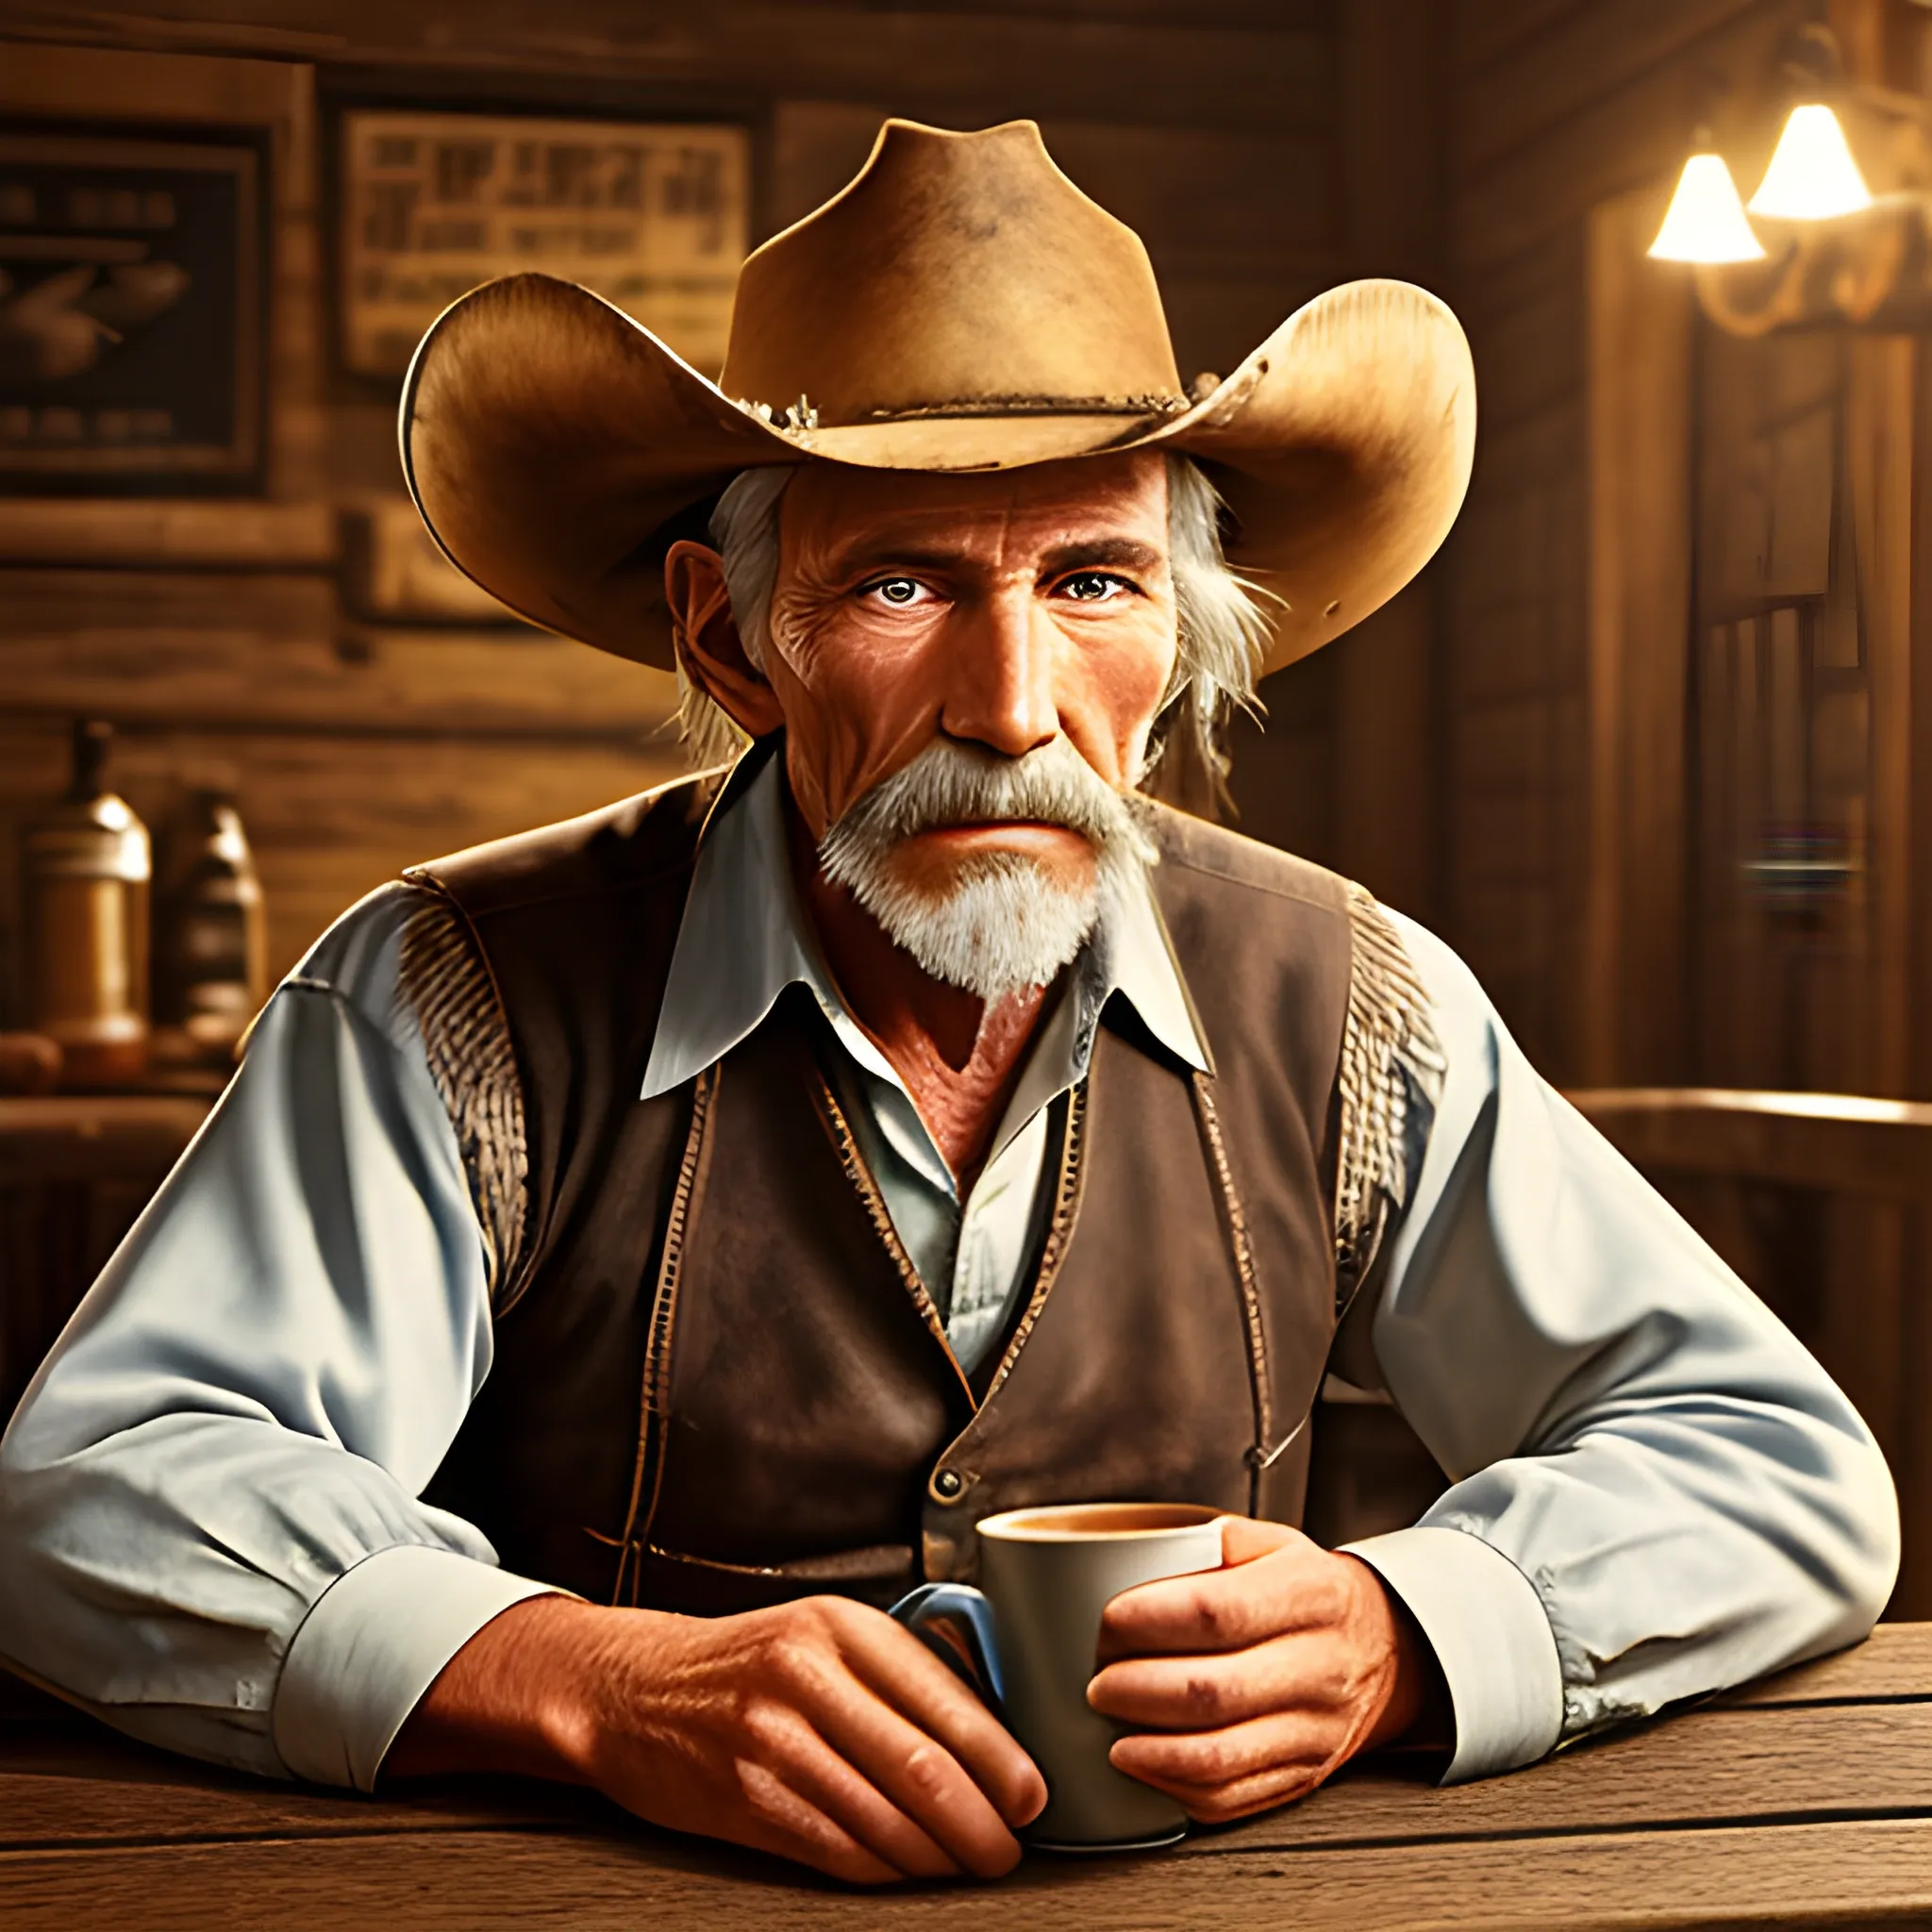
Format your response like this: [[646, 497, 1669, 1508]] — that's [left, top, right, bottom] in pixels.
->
[[894, 1501, 1225, 1849]]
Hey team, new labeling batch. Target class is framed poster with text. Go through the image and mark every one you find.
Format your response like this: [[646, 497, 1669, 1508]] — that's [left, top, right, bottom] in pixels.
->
[[339, 111, 749, 380], [0, 128, 266, 493]]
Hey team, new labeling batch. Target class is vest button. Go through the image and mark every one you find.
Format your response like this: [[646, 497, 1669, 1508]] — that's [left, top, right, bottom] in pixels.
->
[[933, 1468, 964, 1500]]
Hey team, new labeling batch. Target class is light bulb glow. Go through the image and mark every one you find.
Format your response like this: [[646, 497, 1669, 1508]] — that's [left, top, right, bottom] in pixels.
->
[[1747, 104, 1873, 219], [1648, 153, 1767, 263]]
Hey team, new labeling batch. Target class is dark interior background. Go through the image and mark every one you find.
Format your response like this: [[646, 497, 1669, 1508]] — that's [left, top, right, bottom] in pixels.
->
[[0, 0, 1856, 1086]]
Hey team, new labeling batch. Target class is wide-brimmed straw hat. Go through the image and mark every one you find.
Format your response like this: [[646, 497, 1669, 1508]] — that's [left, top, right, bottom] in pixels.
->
[[401, 117, 1475, 678]]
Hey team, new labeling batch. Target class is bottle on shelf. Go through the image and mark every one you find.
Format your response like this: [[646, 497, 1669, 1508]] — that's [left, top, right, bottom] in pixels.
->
[[155, 789, 267, 1061], [21, 720, 151, 1089]]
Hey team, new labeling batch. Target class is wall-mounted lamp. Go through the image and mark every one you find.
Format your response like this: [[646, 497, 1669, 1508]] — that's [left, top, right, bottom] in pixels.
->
[[1649, 25, 1873, 260], [1645, 23, 1924, 332], [1749, 101, 1873, 219], [1648, 143, 1766, 263]]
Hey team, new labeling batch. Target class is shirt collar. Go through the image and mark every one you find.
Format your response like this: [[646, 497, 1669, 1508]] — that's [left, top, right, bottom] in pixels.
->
[[640, 748, 1210, 1103]]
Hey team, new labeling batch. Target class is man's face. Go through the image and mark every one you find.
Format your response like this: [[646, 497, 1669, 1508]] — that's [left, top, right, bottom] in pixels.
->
[[762, 449, 1178, 903]]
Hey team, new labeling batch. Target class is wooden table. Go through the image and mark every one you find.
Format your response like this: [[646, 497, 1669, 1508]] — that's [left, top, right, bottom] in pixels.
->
[[6, 1627, 1932, 1929]]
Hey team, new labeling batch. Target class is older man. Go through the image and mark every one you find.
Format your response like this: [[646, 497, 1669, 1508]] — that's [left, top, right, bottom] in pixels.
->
[[0, 120, 1899, 1887]]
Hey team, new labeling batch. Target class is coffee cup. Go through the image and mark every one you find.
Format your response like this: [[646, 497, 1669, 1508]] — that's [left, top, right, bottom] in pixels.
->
[[892, 1501, 1225, 1850]]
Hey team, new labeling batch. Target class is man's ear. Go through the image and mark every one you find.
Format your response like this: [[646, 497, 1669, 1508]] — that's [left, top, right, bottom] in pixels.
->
[[664, 540, 787, 738]]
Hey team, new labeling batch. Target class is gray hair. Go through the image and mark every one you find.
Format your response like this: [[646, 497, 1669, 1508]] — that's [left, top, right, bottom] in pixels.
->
[[674, 465, 790, 768], [674, 454, 1269, 781], [1160, 453, 1272, 792]]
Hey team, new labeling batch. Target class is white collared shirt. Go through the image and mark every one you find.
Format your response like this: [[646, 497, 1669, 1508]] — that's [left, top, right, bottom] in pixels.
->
[[639, 753, 1207, 1372], [0, 769, 1899, 1800]]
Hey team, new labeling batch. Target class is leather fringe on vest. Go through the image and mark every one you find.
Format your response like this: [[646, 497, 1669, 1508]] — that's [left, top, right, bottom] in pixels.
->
[[399, 891, 530, 1309], [1333, 885, 1448, 1307], [395, 875, 1443, 1317]]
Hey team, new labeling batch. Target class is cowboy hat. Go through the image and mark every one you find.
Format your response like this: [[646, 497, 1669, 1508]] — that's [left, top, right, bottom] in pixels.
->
[[401, 117, 1475, 678]]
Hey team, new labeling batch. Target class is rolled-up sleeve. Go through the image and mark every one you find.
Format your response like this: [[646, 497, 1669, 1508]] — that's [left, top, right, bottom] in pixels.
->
[[0, 885, 554, 1786], [1343, 911, 1900, 1781]]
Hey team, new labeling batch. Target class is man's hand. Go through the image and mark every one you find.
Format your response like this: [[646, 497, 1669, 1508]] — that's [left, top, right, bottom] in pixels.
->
[[1087, 1518, 1434, 1824], [387, 1592, 1046, 1885]]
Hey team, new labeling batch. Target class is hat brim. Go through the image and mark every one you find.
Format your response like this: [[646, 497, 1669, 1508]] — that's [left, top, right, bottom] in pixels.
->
[[401, 273, 1474, 678]]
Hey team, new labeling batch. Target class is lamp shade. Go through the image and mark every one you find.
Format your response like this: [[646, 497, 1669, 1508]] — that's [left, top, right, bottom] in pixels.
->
[[1648, 153, 1766, 263], [1748, 104, 1873, 219]]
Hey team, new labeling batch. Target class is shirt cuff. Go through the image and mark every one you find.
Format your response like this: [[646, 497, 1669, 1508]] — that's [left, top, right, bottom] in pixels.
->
[[1341, 1524, 1563, 1782], [272, 1543, 560, 1791]]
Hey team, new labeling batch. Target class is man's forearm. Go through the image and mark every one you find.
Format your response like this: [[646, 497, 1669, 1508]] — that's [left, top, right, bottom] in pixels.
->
[[1351, 1558, 1448, 1755], [385, 1593, 609, 1784], [0, 885, 512, 1790], [1375, 908, 1899, 1757], [391, 1590, 1046, 1885]]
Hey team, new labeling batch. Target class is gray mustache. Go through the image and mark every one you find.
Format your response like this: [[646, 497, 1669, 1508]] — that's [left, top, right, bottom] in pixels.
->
[[819, 740, 1126, 868]]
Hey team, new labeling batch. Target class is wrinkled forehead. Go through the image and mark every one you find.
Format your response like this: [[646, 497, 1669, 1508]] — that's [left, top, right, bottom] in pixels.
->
[[777, 447, 1171, 575]]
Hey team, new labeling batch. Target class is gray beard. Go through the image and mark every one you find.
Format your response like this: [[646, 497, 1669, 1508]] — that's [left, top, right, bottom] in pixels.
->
[[817, 739, 1157, 1003]]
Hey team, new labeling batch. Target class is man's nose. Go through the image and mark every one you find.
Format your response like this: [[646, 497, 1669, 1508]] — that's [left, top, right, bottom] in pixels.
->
[[939, 588, 1058, 758]]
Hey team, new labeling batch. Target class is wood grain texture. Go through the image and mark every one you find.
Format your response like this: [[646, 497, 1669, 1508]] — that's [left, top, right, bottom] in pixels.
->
[[1040, 122, 1337, 270], [4, 1632, 1929, 1924], [1583, 185, 1692, 1086], [0, 31, 318, 120], [0, 1097, 208, 1183], [1457, 0, 1772, 177], [4, 1808, 1932, 1928], [1432, 1, 1819, 1089], [0, 1722, 583, 1850], [339, 499, 515, 624], [0, 572, 680, 741], [1850, 334, 1919, 1105], [0, 503, 335, 570], [1455, 0, 1589, 78], [0, 724, 690, 991], [9, 1698, 1932, 1859], [0, 2, 1335, 135], [1450, 3, 1803, 274], [6, 1631, 1929, 1849], [1316, 1, 1447, 921], [1461, 302, 1583, 474], [1571, 1088, 1932, 1197]]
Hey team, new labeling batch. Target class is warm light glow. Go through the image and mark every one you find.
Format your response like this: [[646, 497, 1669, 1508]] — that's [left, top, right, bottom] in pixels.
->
[[1647, 153, 1766, 263], [1748, 103, 1873, 219]]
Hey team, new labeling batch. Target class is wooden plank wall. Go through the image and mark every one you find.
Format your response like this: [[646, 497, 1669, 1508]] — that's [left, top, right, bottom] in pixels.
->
[[1240, 0, 1932, 1089], [1434, 0, 1821, 1080], [0, 40, 691, 1002], [1226, 0, 1449, 928], [0, 2, 1342, 1004], [11, 0, 1896, 1090]]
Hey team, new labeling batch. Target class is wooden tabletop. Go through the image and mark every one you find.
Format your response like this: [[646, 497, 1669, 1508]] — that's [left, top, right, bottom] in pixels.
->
[[5, 1626, 1932, 1929]]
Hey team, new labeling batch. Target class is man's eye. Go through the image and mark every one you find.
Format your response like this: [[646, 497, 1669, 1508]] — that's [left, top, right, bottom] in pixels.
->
[[864, 577, 928, 607], [1059, 572, 1130, 603]]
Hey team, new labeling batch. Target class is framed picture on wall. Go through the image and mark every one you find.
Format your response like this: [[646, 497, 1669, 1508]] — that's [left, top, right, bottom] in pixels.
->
[[338, 110, 750, 380], [0, 127, 267, 493]]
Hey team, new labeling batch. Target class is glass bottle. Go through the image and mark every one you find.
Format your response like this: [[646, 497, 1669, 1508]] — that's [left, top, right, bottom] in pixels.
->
[[157, 790, 267, 1059], [22, 720, 151, 1088]]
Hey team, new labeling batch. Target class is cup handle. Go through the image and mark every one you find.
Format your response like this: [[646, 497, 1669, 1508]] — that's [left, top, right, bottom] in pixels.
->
[[888, 1582, 1006, 1716]]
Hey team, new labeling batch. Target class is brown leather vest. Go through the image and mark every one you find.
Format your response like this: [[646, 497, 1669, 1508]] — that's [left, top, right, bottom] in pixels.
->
[[404, 763, 1432, 1614]]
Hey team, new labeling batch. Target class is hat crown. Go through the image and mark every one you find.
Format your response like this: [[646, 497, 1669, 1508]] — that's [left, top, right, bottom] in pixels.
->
[[721, 119, 1184, 426]]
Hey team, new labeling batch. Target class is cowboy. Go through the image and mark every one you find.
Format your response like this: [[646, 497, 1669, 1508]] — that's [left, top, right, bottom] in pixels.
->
[[0, 121, 1898, 1886]]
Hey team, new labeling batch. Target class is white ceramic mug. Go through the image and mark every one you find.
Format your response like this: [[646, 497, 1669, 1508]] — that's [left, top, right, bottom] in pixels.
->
[[895, 1501, 1226, 1850]]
